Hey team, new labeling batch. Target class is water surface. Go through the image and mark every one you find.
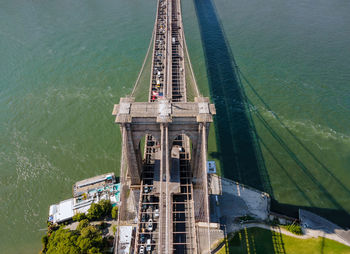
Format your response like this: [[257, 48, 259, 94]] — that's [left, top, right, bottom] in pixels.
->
[[1, 0, 350, 252]]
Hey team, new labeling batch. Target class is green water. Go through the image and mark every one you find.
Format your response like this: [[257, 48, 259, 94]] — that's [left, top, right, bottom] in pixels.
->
[[0, 0, 156, 252], [203, 0, 350, 223], [0, 0, 349, 252]]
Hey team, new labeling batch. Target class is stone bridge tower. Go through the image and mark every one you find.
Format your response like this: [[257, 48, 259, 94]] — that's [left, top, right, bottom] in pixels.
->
[[113, 96, 215, 221]]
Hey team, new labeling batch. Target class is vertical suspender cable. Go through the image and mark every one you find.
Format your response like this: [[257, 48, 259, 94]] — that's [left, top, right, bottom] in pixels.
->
[[131, 22, 157, 97]]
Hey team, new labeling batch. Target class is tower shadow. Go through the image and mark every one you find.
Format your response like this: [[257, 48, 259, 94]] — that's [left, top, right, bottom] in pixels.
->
[[192, 0, 280, 252], [192, 0, 350, 242], [193, 0, 272, 195]]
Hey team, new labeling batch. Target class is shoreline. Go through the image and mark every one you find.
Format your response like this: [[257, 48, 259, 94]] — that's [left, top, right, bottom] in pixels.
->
[[209, 174, 350, 249]]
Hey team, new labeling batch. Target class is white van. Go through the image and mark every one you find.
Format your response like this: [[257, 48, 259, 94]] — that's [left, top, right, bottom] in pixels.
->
[[146, 239, 151, 252], [147, 219, 153, 231], [154, 209, 159, 219]]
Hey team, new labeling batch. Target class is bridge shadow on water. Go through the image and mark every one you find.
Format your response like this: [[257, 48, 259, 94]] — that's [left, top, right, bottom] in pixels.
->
[[193, 0, 272, 195], [193, 0, 350, 252], [238, 69, 350, 227], [193, 0, 279, 252]]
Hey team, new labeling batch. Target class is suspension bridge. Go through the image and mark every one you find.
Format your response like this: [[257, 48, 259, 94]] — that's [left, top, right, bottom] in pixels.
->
[[113, 0, 218, 253]]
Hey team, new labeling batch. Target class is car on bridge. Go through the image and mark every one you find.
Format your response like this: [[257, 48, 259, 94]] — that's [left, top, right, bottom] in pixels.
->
[[140, 234, 146, 243], [146, 239, 152, 252], [141, 213, 148, 222], [154, 209, 159, 219], [144, 185, 150, 193], [147, 219, 153, 231]]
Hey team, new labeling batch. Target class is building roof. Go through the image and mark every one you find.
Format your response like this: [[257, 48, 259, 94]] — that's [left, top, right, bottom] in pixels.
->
[[49, 198, 74, 224], [49, 183, 121, 224], [73, 173, 116, 197], [118, 226, 133, 254]]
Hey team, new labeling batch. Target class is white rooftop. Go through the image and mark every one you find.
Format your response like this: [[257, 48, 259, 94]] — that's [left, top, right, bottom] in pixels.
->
[[49, 198, 74, 224], [118, 226, 133, 254]]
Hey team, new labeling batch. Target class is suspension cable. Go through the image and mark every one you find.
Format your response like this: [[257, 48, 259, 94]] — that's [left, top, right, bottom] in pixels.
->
[[182, 29, 200, 97], [131, 22, 157, 97]]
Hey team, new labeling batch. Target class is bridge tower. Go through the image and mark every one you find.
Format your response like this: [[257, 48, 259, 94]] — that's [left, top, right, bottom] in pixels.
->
[[113, 96, 216, 221]]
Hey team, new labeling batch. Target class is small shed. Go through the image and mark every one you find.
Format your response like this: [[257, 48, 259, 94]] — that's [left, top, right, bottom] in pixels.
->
[[207, 161, 216, 174]]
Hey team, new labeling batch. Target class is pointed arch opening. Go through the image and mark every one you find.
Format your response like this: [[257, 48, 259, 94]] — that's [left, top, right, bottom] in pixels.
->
[[138, 134, 160, 183], [170, 133, 196, 252]]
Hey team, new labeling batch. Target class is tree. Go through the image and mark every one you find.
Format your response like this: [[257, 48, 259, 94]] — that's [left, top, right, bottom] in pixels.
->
[[73, 212, 87, 222], [77, 219, 90, 231], [88, 247, 103, 254], [45, 228, 80, 254], [41, 235, 48, 251], [87, 203, 103, 221], [78, 238, 93, 252], [43, 225, 104, 254], [286, 223, 303, 235], [112, 225, 117, 235], [87, 199, 112, 220], [111, 206, 119, 219], [78, 226, 103, 249], [98, 222, 108, 230], [80, 226, 101, 240], [99, 199, 112, 217]]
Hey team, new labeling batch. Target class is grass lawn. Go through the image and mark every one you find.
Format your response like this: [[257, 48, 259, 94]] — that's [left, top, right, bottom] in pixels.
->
[[217, 227, 350, 254]]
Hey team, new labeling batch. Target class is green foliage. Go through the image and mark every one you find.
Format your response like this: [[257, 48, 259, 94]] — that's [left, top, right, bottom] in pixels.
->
[[73, 212, 87, 222], [111, 206, 119, 219], [47, 224, 59, 235], [87, 203, 103, 221], [87, 247, 102, 254], [112, 225, 117, 235], [284, 224, 303, 235], [87, 200, 112, 221], [97, 222, 108, 230], [43, 225, 104, 254], [99, 199, 112, 217], [237, 215, 255, 222], [41, 235, 48, 250], [78, 237, 93, 252], [218, 227, 350, 253], [77, 219, 90, 231], [80, 226, 100, 239], [79, 226, 103, 251], [45, 228, 80, 254]]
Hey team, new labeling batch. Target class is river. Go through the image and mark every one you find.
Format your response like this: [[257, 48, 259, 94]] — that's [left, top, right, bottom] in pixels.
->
[[0, 0, 349, 252]]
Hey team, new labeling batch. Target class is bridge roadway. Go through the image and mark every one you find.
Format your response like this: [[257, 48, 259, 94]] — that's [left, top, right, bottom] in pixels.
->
[[134, 0, 197, 253]]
